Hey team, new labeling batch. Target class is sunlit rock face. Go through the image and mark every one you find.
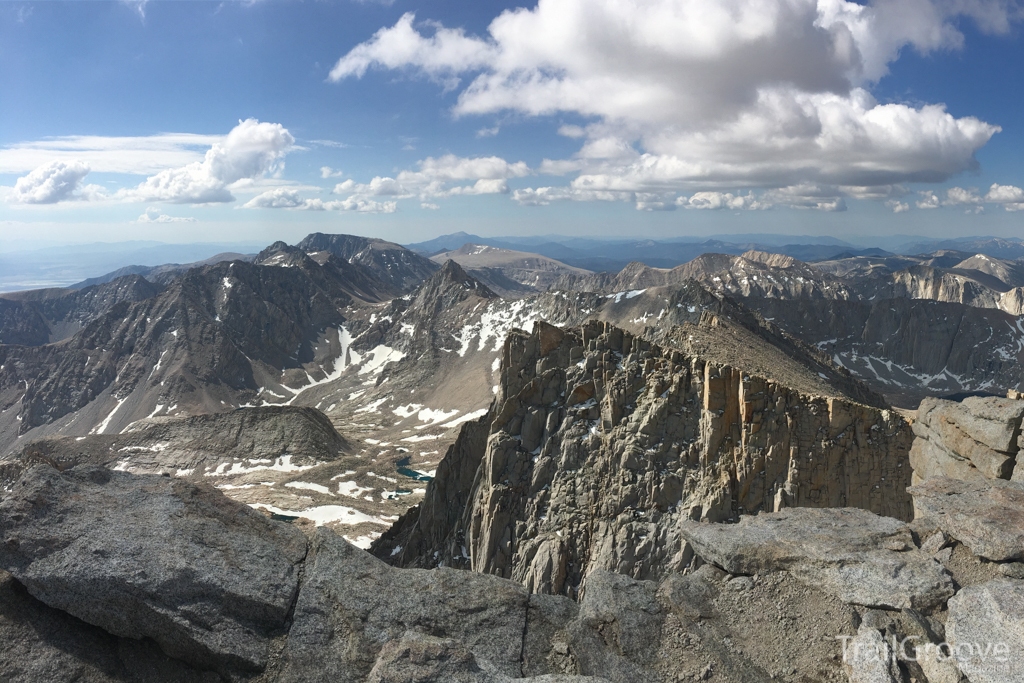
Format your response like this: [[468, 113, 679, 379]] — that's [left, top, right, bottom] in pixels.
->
[[376, 320, 913, 597]]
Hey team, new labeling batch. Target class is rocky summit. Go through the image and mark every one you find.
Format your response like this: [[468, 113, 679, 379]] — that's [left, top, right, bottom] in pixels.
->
[[3, 232, 1024, 683]]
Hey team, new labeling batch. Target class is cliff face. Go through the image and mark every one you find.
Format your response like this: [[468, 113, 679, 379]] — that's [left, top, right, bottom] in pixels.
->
[[375, 321, 913, 596]]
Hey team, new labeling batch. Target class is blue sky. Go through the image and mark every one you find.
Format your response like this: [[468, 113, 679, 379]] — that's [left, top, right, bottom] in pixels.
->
[[1, 0, 1023, 249]]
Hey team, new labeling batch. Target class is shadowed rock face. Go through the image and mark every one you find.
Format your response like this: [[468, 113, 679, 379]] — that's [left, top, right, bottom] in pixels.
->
[[0, 570, 218, 683], [0, 463, 874, 683], [0, 465, 309, 674], [374, 320, 913, 597]]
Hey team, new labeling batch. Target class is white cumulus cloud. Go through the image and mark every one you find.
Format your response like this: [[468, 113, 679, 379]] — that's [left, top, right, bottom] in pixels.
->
[[680, 191, 766, 211], [916, 191, 941, 209], [944, 186, 984, 205], [121, 119, 295, 204], [9, 160, 100, 204], [329, 12, 496, 81], [243, 187, 397, 213], [332, 0, 1013, 196], [984, 183, 1024, 211], [329, 154, 529, 206]]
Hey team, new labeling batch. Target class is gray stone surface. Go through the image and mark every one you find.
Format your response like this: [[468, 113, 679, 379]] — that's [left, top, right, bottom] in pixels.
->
[[910, 397, 1024, 483], [909, 477, 1024, 561], [946, 578, 1024, 683], [0, 570, 218, 683], [378, 321, 914, 598], [678, 508, 954, 610], [840, 625, 903, 683], [0, 464, 308, 674], [279, 527, 531, 683], [958, 397, 1024, 452]]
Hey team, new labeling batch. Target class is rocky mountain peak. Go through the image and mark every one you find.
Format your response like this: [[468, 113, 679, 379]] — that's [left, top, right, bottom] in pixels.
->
[[254, 240, 308, 267], [406, 259, 498, 316], [739, 249, 802, 270], [296, 232, 439, 292]]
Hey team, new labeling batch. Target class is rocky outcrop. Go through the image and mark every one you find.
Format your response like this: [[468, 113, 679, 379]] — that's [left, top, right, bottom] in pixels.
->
[[909, 477, 1024, 562], [1, 463, 878, 682], [4, 406, 349, 484], [0, 465, 309, 674], [0, 570, 217, 683], [946, 578, 1024, 683], [677, 508, 954, 610], [279, 528, 532, 682], [376, 321, 913, 597], [910, 396, 1024, 483]]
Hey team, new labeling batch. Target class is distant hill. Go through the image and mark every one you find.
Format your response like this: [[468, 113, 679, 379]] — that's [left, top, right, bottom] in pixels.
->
[[0, 242, 265, 293], [70, 252, 255, 289], [408, 233, 895, 271], [429, 243, 591, 295], [896, 236, 1024, 259]]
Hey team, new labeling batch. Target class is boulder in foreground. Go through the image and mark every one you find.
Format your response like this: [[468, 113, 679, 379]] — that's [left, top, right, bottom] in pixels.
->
[[909, 477, 1024, 562], [910, 396, 1024, 483], [678, 507, 954, 610], [0, 465, 308, 674], [947, 578, 1024, 683]]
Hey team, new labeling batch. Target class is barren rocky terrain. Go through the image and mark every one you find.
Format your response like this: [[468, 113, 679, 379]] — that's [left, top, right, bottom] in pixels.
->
[[1, 232, 1024, 682]]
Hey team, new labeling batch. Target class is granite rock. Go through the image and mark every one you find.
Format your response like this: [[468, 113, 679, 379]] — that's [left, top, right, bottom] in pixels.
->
[[0, 464, 308, 674], [677, 508, 954, 610]]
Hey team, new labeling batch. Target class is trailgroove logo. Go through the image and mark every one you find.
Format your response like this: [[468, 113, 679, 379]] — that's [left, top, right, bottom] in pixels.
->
[[837, 635, 1011, 665]]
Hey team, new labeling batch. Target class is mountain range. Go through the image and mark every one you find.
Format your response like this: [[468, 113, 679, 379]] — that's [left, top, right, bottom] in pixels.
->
[[2, 230, 1024, 682]]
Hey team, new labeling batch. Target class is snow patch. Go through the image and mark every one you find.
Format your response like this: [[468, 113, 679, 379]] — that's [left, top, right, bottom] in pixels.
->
[[284, 481, 333, 495], [92, 397, 128, 435], [248, 503, 389, 526]]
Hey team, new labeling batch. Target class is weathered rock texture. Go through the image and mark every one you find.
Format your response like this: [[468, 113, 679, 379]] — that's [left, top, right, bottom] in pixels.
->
[[279, 528, 532, 682], [1, 464, 875, 682], [0, 570, 218, 683], [0, 465, 309, 675], [909, 477, 1024, 562], [910, 396, 1024, 483], [376, 321, 913, 597], [677, 508, 954, 610], [946, 578, 1024, 683], [841, 624, 903, 683]]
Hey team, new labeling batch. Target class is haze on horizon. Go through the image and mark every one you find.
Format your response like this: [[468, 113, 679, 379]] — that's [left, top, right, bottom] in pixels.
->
[[2, 0, 1024, 249]]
